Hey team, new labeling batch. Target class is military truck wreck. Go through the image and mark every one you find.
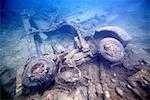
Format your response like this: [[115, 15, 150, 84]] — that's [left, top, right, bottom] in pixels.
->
[[15, 11, 150, 100]]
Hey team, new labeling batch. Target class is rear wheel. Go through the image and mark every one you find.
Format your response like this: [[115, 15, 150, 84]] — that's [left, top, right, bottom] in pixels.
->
[[22, 57, 56, 90]]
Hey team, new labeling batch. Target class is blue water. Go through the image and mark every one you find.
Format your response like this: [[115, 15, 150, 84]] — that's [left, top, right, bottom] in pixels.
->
[[0, 0, 150, 99], [2, 0, 150, 35]]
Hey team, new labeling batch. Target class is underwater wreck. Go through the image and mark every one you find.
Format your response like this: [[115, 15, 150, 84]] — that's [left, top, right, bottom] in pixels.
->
[[11, 10, 150, 100]]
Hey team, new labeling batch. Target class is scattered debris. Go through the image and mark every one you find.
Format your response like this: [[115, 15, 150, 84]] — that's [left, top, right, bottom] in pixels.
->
[[127, 68, 150, 100]]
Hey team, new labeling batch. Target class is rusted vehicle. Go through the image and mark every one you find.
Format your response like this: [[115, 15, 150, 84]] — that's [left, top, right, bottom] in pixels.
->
[[21, 11, 131, 93]]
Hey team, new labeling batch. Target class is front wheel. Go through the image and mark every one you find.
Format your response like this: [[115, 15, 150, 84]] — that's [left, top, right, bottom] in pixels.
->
[[98, 37, 125, 62]]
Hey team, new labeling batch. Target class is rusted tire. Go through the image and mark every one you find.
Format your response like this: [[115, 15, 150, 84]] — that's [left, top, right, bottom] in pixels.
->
[[98, 37, 124, 62], [22, 57, 56, 89]]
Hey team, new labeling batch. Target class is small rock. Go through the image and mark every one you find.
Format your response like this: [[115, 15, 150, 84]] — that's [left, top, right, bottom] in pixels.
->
[[143, 79, 149, 85], [119, 81, 126, 87], [127, 84, 132, 89], [111, 79, 116, 83], [47, 93, 54, 100], [104, 90, 110, 98], [140, 62, 144, 65], [115, 87, 123, 96], [129, 81, 137, 88], [113, 73, 116, 77], [39, 32, 48, 40], [16, 83, 23, 96], [95, 83, 103, 94]]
